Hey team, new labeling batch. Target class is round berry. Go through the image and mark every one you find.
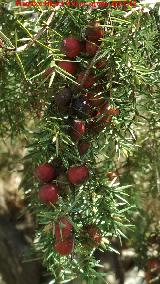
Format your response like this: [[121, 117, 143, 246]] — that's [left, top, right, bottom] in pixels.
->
[[96, 102, 110, 124], [85, 224, 102, 247], [86, 41, 99, 56], [61, 37, 81, 58], [71, 120, 85, 141], [38, 184, 59, 204], [35, 163, 57, 183], [147, 259, 160, 271], [78, 142, 90, 156], [55, 217, 73, 241], [54, 237, 74, 256], [58, 61, 77, 75], [67, 165, 89, 185], [85, 21, 104, 42], [71, 96, 90, 118], [77, 71, 96, 89], [54, 87, 73, 107]]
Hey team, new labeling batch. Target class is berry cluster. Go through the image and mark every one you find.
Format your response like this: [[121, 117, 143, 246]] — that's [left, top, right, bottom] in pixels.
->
[[35, 161, 101, 255], [34, 21, 119, 257], [54, 21, 120, 137]]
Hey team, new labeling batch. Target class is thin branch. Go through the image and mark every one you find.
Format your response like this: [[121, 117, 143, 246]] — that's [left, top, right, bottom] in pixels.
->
[[16, 10, 56, 52], [76, 43, 102, 91]]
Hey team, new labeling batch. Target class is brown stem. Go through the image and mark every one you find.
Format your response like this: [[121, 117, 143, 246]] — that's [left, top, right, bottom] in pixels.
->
[[16, 10, 58, 53]]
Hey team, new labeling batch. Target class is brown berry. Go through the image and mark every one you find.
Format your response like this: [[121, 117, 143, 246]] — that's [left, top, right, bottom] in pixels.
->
[[71, 120, 86, 141], [85, 21, 104, 42], [77, 71, 96, 89], [96, 59, 107, 69], [78, 141, 90, 155], [84, 224, 102, 247], [86, 41, 99, 56], [54, 87, 73, 107], [96, 102, 110, 123]]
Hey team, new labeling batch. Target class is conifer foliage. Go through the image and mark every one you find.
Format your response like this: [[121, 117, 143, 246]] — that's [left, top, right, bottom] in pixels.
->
[[0, 1, 160, 283]]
